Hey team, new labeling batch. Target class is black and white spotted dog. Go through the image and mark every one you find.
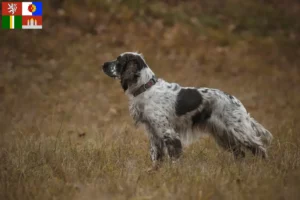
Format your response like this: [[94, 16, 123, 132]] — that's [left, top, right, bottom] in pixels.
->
[[102, 52, 273, 168]]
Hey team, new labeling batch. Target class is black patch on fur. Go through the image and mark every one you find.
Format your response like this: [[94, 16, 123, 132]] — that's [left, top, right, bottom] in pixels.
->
[[120, 54, 147, 71], [192, 105, 212, 126], [202, 89, 208, 93], [175, 89, 203, 116], [121, 77, 129, 91], [118, 54, 148, 91]]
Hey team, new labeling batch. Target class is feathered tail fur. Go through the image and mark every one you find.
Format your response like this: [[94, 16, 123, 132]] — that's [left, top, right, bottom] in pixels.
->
[[250, 118, 273, 147]]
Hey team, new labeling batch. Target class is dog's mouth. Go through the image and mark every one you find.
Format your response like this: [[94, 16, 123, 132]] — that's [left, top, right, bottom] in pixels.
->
[[104, 71, 120, 80]]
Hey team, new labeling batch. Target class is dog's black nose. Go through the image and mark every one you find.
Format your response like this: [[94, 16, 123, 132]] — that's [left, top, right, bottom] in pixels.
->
[[103, 62, 109, 67], [102, 62, 109, 72]]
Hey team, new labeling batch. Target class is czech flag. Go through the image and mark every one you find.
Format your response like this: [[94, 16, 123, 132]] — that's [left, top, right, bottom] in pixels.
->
[[22, 2, 42, 16]]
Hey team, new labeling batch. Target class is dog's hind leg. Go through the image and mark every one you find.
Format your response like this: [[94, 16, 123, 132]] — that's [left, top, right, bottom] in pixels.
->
[[207, 111, 270, 160], [229, 118, 269, 159], [213, 131, 245, 159], [206, 116, 249, 159]]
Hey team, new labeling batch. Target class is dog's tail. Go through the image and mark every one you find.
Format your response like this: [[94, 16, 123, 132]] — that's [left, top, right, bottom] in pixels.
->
[[250, 118, 273, 147]]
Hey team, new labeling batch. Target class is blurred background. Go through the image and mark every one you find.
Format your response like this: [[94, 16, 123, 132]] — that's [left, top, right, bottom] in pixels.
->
[[1, 0, 299, 134], [0, 0, 300, 199]]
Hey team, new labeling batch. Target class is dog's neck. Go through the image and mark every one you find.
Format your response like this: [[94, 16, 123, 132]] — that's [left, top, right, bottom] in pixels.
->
[[125, 67, 156, 97]]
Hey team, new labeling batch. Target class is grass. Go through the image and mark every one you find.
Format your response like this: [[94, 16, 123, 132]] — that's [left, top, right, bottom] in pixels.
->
[[0, 0, 300, 199], [1, 121, 300, 199]]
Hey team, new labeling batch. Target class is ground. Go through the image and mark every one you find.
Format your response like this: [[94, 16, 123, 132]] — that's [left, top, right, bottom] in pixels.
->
[[0, 0, 300, 199]]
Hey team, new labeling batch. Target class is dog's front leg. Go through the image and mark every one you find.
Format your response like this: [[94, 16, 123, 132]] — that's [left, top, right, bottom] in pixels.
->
[[148, 135, 164, 172], [163, 129, 182, 162]]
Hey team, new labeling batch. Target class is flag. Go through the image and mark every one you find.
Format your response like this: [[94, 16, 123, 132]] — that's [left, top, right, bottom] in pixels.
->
[[2, 15, 22, 29], [2, 2, 22, 15], [22, 16, 42, 29], [2, 2, 43, 30], [22, 2, 42, 16]]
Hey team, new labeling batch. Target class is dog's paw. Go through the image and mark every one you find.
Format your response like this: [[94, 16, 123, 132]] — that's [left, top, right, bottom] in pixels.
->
[[171, 159, 179, 165], [146, 167, 156, 174], [145, 163, 160, 173]]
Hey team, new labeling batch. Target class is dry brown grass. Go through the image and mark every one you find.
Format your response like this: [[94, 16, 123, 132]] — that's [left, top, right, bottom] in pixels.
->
[[1, 0, 300, 199]]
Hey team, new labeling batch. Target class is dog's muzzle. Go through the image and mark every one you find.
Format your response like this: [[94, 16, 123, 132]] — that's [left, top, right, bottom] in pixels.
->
[[102, 61, 119, 78]]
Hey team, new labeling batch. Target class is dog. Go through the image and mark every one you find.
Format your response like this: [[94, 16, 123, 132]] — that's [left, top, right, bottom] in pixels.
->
[[102, 52, 273, 169]]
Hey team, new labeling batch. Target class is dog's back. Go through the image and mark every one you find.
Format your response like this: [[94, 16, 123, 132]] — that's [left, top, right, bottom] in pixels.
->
[[131, 79, 272, 158]]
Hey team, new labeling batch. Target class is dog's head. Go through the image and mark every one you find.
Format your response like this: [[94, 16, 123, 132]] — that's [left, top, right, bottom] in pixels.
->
[[102, 52, 148, 91]]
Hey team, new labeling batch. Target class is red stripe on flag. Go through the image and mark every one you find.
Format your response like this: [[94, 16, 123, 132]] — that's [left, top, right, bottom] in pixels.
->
[[2, 2, 22, 15], [22, 16, 42, 26]]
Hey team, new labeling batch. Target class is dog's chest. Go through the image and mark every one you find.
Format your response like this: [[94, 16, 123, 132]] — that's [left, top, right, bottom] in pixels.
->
[[129, 92, 175, 123], [129, 99, 145, 123]]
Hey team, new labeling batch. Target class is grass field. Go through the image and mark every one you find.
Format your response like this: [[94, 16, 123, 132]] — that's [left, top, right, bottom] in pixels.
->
[[0, 0, 300, 199]]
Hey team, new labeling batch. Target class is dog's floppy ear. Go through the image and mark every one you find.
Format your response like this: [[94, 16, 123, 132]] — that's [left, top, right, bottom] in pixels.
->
[[135, 54, 147, 70], [120, 61, 140, 91]]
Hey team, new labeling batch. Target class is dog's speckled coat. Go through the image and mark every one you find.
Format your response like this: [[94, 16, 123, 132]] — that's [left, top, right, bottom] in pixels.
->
[[103, 52, 273, 167]]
